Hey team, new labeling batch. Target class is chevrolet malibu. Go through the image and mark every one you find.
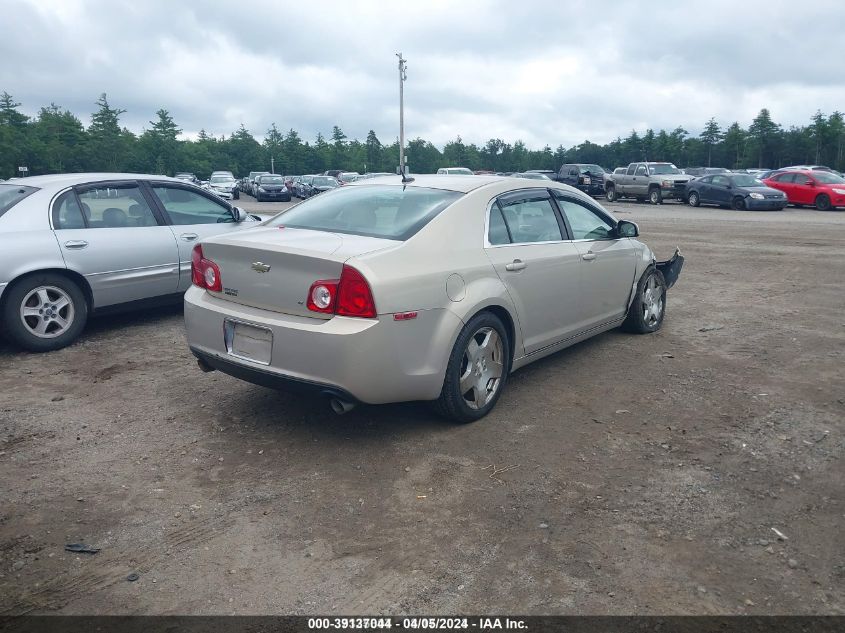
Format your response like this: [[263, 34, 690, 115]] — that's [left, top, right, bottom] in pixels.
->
[[184, 176, 683, 422], [0, 173, 260, 352]]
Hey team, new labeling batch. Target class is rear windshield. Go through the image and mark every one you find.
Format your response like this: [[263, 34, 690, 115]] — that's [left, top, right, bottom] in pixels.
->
[[0, 184, 38, 218], [267, 185, 462, 240]]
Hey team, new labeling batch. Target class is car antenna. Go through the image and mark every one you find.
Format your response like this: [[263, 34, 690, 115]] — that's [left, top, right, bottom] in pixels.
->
[[401, 166, 414, 184]]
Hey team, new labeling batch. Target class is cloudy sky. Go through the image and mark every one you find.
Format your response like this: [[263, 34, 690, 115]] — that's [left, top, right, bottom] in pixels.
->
[[2, 0, 843, 149]]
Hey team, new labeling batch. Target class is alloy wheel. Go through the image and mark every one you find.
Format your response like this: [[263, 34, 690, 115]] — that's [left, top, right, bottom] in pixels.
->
[[20, 286, 75, 339], [459, 327, 504, 410]]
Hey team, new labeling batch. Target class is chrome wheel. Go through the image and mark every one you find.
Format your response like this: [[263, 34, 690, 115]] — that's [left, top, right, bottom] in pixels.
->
[[19, 286, 75, 339], [459, 327, 504, 410], [641, 274, 664, 327]]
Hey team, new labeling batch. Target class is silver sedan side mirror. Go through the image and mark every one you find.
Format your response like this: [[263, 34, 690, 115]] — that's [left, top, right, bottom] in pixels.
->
[[232, 206, 248, 222]]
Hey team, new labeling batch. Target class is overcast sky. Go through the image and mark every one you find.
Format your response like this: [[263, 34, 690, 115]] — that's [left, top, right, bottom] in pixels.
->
[[2, 0, 843, 149]]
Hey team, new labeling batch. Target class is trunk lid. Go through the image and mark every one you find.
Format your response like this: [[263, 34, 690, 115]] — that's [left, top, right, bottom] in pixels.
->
[[200, 227, 398, 318]]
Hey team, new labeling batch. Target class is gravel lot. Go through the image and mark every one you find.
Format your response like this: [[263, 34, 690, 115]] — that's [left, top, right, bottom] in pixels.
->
[[1, 195, 843, 615]]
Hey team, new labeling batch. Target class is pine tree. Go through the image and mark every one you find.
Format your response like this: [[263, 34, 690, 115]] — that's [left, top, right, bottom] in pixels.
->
[[699, 118, 722, 167]]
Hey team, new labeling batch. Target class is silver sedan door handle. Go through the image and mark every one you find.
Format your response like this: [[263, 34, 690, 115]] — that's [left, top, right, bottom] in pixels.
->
[[63, 240, 88, 250], [504, 259, 527, 272], [581, 251, 597, 261], [180, 233, 199, 242]]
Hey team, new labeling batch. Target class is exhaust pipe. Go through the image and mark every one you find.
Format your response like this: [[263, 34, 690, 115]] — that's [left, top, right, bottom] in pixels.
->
[[329, 397, 356, 415], [196, 357, 216, 373]]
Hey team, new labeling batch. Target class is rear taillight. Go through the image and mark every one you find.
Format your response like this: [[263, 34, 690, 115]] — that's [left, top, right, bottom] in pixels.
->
[[306, 264, 376, 318], [190, 244, 222, 292]]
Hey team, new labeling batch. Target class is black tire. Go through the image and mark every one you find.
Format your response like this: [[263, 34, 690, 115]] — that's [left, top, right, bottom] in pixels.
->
[[688, 191, 700, 207], [433, 312, 511, 423], [2, 273, 89, 352], [816, 194, 832, 211], [732, 196, 746, 210], [234, 191, 239, 200], [622, 267, 667, 334], [605, 186, 617, 202], [648, 187, 663, 205]]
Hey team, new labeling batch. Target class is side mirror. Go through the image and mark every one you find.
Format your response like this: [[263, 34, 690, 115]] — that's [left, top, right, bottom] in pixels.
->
[[232, 206, 248, 222], [617, 220, 639, 238]]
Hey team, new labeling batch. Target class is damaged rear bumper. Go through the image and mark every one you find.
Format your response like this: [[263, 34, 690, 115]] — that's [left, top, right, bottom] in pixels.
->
[[656, 248, 684, 289]]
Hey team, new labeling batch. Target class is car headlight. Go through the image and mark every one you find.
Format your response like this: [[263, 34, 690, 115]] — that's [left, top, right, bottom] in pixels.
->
[[661, 180, 672, 188], [258, 187, 266, 192], [749, 192, 764, 199], [832, 188, 845, 195]]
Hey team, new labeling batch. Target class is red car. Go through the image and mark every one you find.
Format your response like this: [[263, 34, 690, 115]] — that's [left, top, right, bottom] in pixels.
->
[[763, 170, 845, 210]]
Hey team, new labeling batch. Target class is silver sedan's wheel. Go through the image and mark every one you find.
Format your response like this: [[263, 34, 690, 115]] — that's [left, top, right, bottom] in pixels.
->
[[20, 286, 75, 339], [641, 274, 664, 328], [622, 268, 667, 334], [459, 326, 504, 410], [3, 273, 89, 352], [435, 312, 511, 423]]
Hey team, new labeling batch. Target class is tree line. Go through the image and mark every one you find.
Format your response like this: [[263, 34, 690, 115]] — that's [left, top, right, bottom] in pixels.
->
[[1, 91, 844, 181]]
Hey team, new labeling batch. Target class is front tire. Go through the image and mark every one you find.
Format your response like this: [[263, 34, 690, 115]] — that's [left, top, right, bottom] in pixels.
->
[[2, 273, 89, 352], [816, 194, 832, 211], [649, 187, 663, 205], [688, 191, 700, 207], [622, 268, 666, 334], [605, 186, 617, 202], [732, 196, 746, 210], [434, 312, 510, 423]]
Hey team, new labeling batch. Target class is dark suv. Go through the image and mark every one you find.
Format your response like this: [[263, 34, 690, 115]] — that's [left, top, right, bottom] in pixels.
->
[[558, 164, 607, 196]]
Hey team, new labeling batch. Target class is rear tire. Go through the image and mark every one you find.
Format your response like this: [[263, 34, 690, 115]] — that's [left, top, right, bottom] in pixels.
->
[[2, 273, 89, 352], [605, 186, 617, 202], [649, 187, 662, 205], [433, 312, 511, 423], [816, 194, 832, 211], [622, 268, 666, 334], [688, 191, 700, 207]]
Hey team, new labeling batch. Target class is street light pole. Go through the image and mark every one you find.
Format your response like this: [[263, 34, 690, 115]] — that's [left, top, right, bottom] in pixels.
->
[[396, 52, 407, 176]]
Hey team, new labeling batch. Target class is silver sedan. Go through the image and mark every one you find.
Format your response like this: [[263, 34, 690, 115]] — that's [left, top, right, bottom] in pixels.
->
[[0, 173, 260, 351], [184, 175, 683, 422]]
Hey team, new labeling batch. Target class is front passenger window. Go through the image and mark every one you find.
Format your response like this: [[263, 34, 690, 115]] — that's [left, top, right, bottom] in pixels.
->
[[153, 186, 233, 225], [555, 196, 614, 240]]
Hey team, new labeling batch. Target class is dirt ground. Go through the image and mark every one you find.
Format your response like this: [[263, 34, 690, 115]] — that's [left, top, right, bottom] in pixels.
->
[[1, 198, 843, 615]]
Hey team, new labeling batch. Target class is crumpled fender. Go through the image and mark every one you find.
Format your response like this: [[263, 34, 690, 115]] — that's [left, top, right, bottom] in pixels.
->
[[656, 247, 684, 289]]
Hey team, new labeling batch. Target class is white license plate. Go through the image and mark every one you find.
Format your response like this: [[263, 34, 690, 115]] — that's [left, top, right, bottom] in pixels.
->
[[227, 321, 273, 365]]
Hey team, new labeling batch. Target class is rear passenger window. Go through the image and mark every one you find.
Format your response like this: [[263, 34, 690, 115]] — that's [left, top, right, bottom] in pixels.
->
[[76, 185, 159, 228], [488, 203, 511, 245], [52, 190, 86, 229], [497, 193, 562, 244]]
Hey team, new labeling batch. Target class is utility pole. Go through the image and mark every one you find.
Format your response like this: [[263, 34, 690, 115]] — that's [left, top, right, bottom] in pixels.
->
[[396, 52, 407, 175], [270, 156, 275, 174]]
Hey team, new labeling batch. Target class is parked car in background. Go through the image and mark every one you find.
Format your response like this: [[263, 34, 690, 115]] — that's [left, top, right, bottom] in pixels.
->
[[253, 174, 291, 202], [247, 171, 270, 196], [763, 170, 845, 210], [523, 170, 559, 181], [310, 175, 341, 195], [184, 175, 682, 422], [296, 175, 315, 198], [174, 172, 199, 185], [558, 164, 607, 196], [0, 173, 260, 352], [283, 175, 296, 191], [208, 174, 239, 200], [352, 173, 393, 181], [605, 162, 690, 204], [323, 170, 344, 179], [512, 172, 551, 180], [211, 170, 235, 179], [684, 167, 730, 177], [780, 165, 836, 173], [685, 173, 787, 210], [338, 172, 360, 183], [436, 167, 474, 175]]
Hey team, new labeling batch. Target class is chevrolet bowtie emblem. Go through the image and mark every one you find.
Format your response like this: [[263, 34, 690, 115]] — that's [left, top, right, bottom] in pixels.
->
[[251, 262, 271, 273]]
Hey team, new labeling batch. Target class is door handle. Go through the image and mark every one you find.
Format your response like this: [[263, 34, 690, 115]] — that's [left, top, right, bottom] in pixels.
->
[[581, 251, 597, 261], [63, 240, 88, 250], [180, 233, 199, 241], [505, 259, 526, 272]]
